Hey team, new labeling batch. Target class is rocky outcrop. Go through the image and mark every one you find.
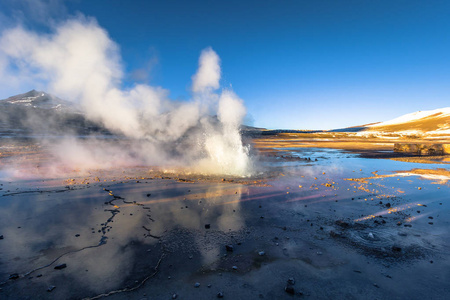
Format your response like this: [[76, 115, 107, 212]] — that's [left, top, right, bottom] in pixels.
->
[[394, 143, 450, 155]]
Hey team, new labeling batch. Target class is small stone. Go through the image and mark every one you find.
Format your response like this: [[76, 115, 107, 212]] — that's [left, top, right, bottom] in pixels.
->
[[37, 274, 42, 277], [285, 285, 295, 294], [217, 292, 224, 298], [287, 277, 295, 285], [258, 251, 265, 256], [0, 235, 3, 239], [9, 273, 19, 280], [205, 224, 211, 229], [225, 245, 233, 252], [373, 283, 379, 288], [194, 282, 200, 288], [232, 266, 238, 270], [392, 246, 402, 252], [47, 285, 56, 292], [172, 294, 177, 299], [208, 284, 212, 288], [54, 263, 67, 270], [75, 234, 80, 237], [147, 194, 151, 197]]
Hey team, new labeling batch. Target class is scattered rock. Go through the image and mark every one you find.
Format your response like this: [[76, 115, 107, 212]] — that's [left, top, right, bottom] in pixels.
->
[[392, 246, 402, 252], [194, 282, 200, 288], [217, 292, 224, 298], [9, 273, 19, 280], [47, 285, 56, 292], [285, 285, 295, 294], [335, 220, 350, 228], [225, 245, 234, 252], [287, 277, 295, 285], [330, 231, 341, 238], [54, 263, 67, 270]]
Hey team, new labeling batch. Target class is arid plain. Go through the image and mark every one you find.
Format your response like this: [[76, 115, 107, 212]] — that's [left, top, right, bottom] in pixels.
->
[[1, 124, 450, 299]]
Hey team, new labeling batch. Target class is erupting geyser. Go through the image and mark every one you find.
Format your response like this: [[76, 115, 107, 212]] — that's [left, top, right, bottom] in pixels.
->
[[0, 18, 253, 176]]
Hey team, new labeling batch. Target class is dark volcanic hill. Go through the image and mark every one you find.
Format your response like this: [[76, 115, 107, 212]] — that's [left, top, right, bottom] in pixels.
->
[[0, 90, 110, 137], [2, 89, 76, 111]]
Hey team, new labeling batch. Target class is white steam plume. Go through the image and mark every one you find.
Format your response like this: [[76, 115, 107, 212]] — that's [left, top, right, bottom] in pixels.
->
[[191, 47, 221, 93], [0, 17, 252, 176]]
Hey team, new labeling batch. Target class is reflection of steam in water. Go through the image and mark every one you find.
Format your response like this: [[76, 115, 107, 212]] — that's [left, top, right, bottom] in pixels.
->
[[0, 179, 247, 295]]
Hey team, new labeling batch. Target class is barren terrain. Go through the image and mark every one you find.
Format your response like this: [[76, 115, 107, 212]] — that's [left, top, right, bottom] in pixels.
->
[[1, 133, 449, 299]]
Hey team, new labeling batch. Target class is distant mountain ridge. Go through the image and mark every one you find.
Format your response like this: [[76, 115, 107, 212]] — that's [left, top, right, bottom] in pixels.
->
[[329, 107, 450, 136], [1, 90, 449, 137], [0, 90, 108, 137], [1, 89, 77, 111], [364, 107, 450, 135]]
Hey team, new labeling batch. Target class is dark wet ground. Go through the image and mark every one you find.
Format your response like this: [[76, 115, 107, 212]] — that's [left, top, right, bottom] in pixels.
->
[[1, 147, 450, 299]]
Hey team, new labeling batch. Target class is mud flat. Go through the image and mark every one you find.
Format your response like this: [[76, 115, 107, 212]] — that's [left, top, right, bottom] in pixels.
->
[[1, 137, 450, 299]]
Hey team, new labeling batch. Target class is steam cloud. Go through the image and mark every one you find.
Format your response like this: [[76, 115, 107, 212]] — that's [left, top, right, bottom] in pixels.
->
[[0, 17, 252, 176]]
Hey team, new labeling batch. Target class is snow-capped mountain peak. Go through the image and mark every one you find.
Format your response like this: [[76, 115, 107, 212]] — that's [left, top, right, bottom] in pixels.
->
[[369, 107, 450, 127], [1, 89, 74, 111]]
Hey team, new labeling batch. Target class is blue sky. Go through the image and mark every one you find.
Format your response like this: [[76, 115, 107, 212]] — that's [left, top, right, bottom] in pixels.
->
[[1, 0, 450, 129]]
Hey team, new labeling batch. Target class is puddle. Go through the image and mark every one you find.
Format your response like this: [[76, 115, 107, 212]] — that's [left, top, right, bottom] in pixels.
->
[[1, 145, 450, 299]]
